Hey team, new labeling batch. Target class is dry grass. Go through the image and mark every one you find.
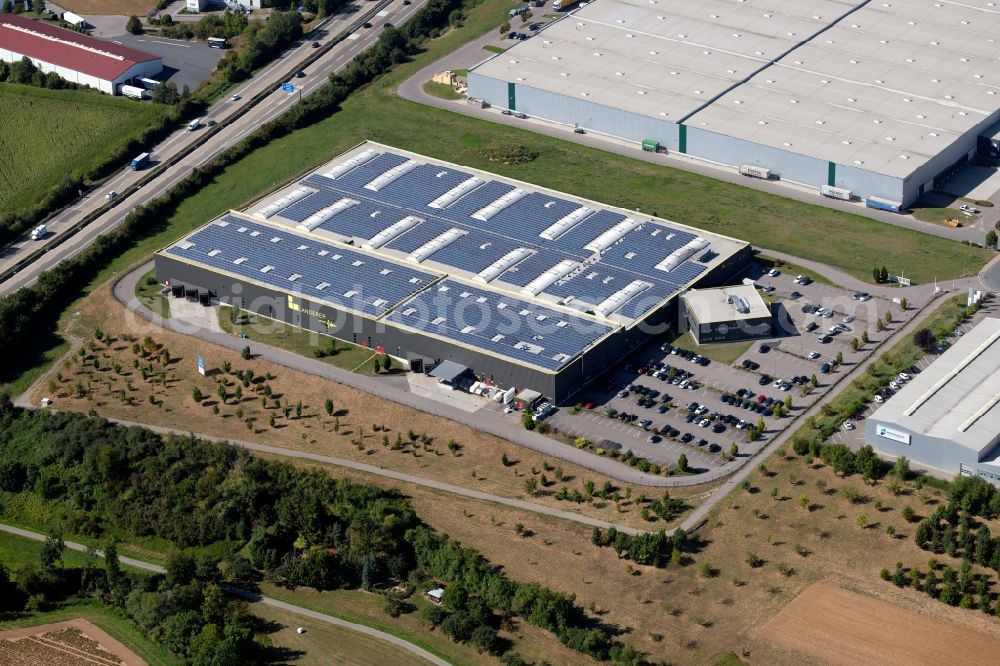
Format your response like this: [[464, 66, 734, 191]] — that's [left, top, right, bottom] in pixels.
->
[[56, 0, 156, 17], [42, 281, 713, 532]]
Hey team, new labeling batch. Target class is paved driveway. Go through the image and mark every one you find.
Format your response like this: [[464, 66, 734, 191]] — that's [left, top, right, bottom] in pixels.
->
[[114, 34, 226, 90]]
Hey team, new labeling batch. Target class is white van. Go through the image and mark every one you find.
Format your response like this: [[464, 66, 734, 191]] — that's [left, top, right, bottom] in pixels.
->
[[30, 224, 47, 240], [188, 117, 203, 131]]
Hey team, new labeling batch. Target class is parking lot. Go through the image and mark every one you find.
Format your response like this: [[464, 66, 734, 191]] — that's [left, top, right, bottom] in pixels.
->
[[114, 34, 227, 91], [539, 261, 922, 475]]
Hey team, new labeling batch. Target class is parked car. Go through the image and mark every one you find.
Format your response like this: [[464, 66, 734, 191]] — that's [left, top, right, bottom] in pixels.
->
[[758, 344, 771, 353], [843, 315, 855, 323], [807, 351, 820, 359], [820, 362, 831, 373], [805, 322, 818, 332], [874, 394, 885, 403], [842, 421, 855, 430], [680, 433, 693, 443], [647, 434, 661, 444], [898, 372, 911, 381], [768, 268, 780, 277], [959, 204, 980, 214], [789, 291, 802, 299]]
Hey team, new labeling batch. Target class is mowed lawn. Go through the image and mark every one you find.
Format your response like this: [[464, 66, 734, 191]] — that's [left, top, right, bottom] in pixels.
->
[[88, 0, 991, 286], [0, 84, 168, 214]]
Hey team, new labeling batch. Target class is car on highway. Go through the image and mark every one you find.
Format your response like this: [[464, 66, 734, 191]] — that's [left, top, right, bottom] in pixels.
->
[[296, 71, 306, 78], [363, 21, 372, 27], [105, 191, 117, 200], [312, 41, 320, 48], [231, 94, 241, 101]]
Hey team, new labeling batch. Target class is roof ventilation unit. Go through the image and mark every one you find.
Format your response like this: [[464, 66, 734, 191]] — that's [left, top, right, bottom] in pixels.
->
[[521, 259, 579, 296], [407, 228, 467, 263], [428, 177, 483, 209], [297, 198, 359, 232], [255, 186, 312, 218], [472, 189, 528, 222], [539, 206, 593, 240], [364, 160, 419, 192], [362, 216, 422, 249], [584, 218, 640, 253], [655, 237, 710, 272], [594, 280, 651, 317], [727, 294, 751, 314], [477, 248, 535, 282], [322, 149, 378, 180]]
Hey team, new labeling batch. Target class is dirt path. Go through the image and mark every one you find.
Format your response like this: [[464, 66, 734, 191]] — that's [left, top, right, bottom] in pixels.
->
[[757, 580, 1000, 666]]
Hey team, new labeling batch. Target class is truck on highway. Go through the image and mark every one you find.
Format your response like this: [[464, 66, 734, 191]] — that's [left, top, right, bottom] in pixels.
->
[[187, 117, 203, 131], [30, 225, 47, 241], [131, 152, 150, 170], [121, 84, 148, 100]]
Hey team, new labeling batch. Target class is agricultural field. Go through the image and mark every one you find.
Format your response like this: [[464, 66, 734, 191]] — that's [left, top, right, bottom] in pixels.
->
[[54, 0, 156, 16], [0, 619, 143, 666], [0, 84, 167, 217]]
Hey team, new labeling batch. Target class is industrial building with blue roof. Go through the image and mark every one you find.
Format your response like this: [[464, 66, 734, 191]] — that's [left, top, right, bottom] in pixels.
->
[[155, 142, 751, 403]]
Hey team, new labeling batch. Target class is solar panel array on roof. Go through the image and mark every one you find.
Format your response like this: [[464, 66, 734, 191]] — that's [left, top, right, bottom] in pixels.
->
[[271, 149, 718, 320], [384, 279, 614, 370], [165, 215, 438, 318]]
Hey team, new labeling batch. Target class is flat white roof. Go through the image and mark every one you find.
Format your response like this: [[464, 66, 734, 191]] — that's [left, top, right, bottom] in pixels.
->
[[682, 284, 770, 324], [475, 0, 1000, 178], [871, 317, 1000, 455]]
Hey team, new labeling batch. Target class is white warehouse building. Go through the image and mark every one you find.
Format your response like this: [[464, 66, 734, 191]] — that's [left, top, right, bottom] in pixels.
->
[[0, 14, 162, 95], [469, 0, 1000, 208]]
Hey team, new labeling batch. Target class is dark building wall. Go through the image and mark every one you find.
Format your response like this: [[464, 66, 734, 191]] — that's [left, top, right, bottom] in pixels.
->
[[155, 241, 753, 404], [155, 255, 568, 400]]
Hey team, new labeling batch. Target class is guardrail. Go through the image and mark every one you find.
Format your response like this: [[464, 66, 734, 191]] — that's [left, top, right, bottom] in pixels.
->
[[0, 0, 395, 288]]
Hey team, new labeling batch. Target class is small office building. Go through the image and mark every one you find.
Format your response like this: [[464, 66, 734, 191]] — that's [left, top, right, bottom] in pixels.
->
[[680, 285, 771, 344]]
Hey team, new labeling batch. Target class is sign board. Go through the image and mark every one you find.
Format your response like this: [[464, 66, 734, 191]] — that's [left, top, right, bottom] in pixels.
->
[[197, 354, 206, 376], [281, 82, 295, 94], [877, 424, 911, 445]]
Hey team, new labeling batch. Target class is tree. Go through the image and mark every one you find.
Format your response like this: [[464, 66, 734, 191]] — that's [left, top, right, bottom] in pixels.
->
[[900, 297, 909, 310], [851, 338, 859, 352], [784, 395, 793, 411], [913, 328, 935, 352], [810, 374, 818, 388], [861, 330, 869, 344], [39, 531, 64, 573], [373, 358, 381, 373], [192, 387, 203, 403], [295, 400, 302, 419], [835, 351, 843, 365], [499, 20, 509, 35], [523, 477, 537, 495], [240, 344, 251, 360], [382, 355, 392, 372], [893, 455, 910, 480], [126, 15, 143, 34], [324, 398, 333, 416], [987, 229, 998, 249], [877, 319, 885, 332], [166, 551, 196, 587], [730, 443, 739, 457], [676, 454, 689, 473], [33, 0, 45, 15], [855, 445, 882, 483], [857, 513, 869, 528]]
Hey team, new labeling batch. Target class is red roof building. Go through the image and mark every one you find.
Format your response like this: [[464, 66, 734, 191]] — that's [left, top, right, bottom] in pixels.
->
[[0, 14, 162, 94]]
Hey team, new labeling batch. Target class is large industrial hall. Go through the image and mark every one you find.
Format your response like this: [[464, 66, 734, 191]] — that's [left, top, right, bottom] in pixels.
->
[[155, 142, 751, 403], [468, 0, 1000, 206]]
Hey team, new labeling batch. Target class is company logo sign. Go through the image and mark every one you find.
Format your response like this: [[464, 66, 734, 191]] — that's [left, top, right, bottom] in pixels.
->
[[877, 425, 911, 445]]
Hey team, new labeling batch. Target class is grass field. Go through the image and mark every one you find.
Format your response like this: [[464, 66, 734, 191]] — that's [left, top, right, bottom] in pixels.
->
[[0, 530, 90, 572], [0, 84, 168, 215], [249, 601, 427, 666], [133, 269, 170, 320], [55, 0, 156, 16], [217, 307, 381, 375], [909, 205, 970, 227], [423, 80, 464, 100]]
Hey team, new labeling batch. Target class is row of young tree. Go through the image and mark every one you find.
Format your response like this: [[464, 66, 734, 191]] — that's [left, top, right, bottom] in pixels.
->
[[790, 439, 886, 482], [214, 11, 305, 84], [0, 535, 267, 663], [0, 397, 646, 663], [0, 56, 77, 90]]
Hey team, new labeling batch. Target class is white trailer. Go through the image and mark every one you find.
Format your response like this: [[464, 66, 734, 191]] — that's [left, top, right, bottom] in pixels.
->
[[136, 77, 161, 90], [739, 164, 771, 179], [820, 184, 852, 201], [62, 11, 86, 26], [121, 84, 148, 99]]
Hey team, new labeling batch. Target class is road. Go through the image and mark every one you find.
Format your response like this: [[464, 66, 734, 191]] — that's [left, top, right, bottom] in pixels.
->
[[0, 0, 424, 296], [0, 523, 450, 666]]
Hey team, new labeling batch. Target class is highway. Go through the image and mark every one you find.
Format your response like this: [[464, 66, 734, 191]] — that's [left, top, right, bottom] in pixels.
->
[[0, 0, 424, 296]]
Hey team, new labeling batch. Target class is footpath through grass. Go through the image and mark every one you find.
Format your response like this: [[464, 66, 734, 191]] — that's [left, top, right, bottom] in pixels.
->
[[0, 83, 168, 215]]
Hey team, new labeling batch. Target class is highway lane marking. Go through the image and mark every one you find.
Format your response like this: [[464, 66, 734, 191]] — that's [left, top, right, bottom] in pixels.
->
[[348, 33, 360, 39]]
